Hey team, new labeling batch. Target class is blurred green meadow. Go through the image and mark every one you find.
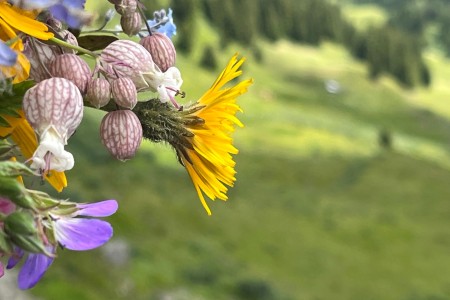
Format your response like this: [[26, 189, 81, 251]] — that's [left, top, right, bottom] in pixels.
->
[[28, 1, 450, 300]]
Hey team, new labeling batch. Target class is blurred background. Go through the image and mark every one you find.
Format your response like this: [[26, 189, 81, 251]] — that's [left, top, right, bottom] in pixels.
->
[[7, 0, 450, 299]]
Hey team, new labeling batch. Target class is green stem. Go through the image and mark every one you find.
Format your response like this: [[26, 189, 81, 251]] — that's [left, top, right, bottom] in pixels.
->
[[137, 1, 152, 35], [49, 37, 98, 58]]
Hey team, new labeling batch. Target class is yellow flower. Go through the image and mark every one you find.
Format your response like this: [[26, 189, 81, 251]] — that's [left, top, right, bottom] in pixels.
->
[[0, 0, 53, 82], [0, 111, 67, 192], [0, 2, 64, 191], [179, 54, 253, 215]]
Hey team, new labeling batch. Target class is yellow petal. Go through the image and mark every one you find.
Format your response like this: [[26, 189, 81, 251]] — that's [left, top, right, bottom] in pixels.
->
[[44, 170, 68, 193], [0, 2, 53, 40]]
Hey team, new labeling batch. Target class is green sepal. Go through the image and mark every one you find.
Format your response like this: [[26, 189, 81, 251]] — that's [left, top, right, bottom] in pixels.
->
[[0, 177, 35, 209], [0, 80, 35, 117], [9, 232, 49, 254], [4, 211, 37, 236], [0, 230, 13, 253], [0, 160, 34, 178]]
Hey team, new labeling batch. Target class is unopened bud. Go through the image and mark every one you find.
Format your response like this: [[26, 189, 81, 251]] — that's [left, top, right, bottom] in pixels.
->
[[3, 211, 37, 236], [59, 30, 79, 54], [100, 40, 155, 89], [111, 77, 137, 109], [86, 78, 111, 108], [4, 212, 50, 254], [115, 0, 137, 15], [49, 54, 91, 94], [140, 33, 176, 72], [120, 12, 142, 36], [0, 177, 34, 209], [100, 110, 143, 161]]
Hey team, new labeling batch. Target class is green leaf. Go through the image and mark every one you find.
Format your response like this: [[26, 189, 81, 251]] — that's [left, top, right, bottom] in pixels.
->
[[0, 80, 35, 117], [0, 116, 11, 127], [78, 34, 118, 51]]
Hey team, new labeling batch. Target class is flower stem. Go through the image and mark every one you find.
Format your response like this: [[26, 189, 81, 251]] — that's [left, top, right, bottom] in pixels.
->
[[49, 37, 98, 58], [137, 1, 152, 35]]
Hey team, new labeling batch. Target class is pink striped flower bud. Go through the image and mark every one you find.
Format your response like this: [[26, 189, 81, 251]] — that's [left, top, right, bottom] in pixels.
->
[[115, 0, 137, 16], [23, 78, 84, 172], [58, 30, 79, 54], [100, 110, 142, 161], [111, 77, 137, 109], [140, 33, 176, 72], [23, 33, 79, 83], [100, 40, 183, 107], [100, 40, 155, 89], [86, 78, 111, 108], [120, 12, 142, 36], [50, 54, 91, 94]]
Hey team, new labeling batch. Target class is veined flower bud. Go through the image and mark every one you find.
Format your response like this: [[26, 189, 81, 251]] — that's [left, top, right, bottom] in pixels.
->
[[86, 78, 111, 108], [100, 40, 154, 89], [49, 54, 91, 94], [24, 33, 79, 83], [23, 39, 56, 83], [23, 78, 84, 172], [120, 12, 142, 36], [111, 77, 137, 109], [100, 110, 142, 161], [59, 30, 79, 54], [115, 0, 137, 15], [140, 33, 176, 72]]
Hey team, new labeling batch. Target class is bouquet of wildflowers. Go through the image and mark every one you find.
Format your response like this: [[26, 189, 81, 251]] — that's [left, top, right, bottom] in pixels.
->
[[0, 0, 252, 289]]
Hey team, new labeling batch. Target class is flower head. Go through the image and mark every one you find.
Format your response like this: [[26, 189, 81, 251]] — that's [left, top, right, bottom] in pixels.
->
[[177, 54, 252, 214]]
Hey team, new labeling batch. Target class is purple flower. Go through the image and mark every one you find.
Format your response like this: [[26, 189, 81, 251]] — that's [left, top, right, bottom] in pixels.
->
[[54, 218, 113, 250], [75, 199, 118, 217], [147, 8, 177, 38], [4, 200, 118, 289], [17, 248, 55, 290], [0, 41, 17, 67], [51, 200, 117, 250], [0, 197, 16, 215], [6, 246, 54, 290]]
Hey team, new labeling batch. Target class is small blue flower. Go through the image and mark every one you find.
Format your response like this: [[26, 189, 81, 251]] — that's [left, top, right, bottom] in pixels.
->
[[147, 8, 177, 38], [0, 40, 17, 67]]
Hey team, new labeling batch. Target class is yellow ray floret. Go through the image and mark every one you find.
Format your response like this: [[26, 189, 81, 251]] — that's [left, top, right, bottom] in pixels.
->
[[182, 54, 253, 215], [0, 2, 53, 41], [0, 1, 53, 82]]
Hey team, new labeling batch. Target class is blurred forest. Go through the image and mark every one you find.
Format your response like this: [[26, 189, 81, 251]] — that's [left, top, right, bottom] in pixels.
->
[[168, 0, 444, 87], [9, 0, 450, 300]]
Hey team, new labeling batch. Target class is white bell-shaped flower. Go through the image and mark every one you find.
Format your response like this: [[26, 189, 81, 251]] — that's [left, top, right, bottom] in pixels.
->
[[23, 77, 84, 173]]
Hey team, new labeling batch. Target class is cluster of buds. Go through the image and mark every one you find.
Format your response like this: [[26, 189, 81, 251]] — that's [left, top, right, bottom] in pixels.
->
[[108, 0, 142, 36], [0, 159, 117, 289], [20, 5, 181, 169]]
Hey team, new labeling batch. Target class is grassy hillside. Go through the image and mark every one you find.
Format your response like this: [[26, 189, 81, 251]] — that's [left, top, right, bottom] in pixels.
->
[[26, 3, 450, 300]]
